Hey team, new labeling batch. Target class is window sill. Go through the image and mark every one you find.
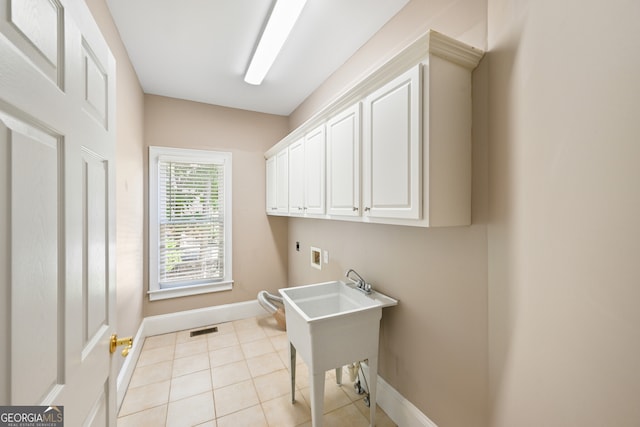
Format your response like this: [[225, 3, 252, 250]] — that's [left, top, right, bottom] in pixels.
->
[[148, 280, 233, 301]]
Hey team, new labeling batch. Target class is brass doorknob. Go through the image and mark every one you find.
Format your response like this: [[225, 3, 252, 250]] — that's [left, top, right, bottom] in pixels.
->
[[110, 334, 133, 357]]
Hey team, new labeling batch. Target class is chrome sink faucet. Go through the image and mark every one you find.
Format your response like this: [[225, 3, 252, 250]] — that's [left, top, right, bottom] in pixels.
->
[[345, 269, 373, 294]]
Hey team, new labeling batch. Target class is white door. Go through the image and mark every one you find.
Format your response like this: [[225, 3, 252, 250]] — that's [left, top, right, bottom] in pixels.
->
[[288, 139, 304, 214], [303, 124, 325, 215], [326, 103, 361, 217], [362, 65, 422, 220], [0, 0, 117, 426]]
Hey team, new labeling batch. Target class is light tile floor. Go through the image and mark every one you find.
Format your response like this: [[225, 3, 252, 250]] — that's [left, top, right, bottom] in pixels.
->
[[117, 314, 396, 427]]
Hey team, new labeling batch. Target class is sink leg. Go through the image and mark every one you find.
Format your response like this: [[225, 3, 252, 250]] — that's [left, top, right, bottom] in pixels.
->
[[289, 343, 296, 403], [335, 367, 342, 385], [368, 357, 378, 427], [310, 371, 325, 427]]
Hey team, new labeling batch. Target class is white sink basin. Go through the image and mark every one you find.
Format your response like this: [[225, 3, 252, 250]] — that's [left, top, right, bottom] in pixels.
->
[[279, 280, 397, 427], [280, 280, 396, 321]]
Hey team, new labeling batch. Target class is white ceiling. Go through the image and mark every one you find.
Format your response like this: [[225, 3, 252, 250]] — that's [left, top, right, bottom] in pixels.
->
[[106, 0, 410, 116]]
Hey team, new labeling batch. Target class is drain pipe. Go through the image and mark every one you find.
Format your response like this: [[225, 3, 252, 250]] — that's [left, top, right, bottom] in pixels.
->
[[257, 291, 286, 330], [257, 290, 283, 314]]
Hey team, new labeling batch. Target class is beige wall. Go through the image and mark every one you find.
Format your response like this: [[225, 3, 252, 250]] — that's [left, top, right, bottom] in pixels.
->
[[487, 0, 640, 426], [287, 1, 489, 426], [289, 0, 487, 130], [143, 95, 289, 316], [85, 0, 145, 372]]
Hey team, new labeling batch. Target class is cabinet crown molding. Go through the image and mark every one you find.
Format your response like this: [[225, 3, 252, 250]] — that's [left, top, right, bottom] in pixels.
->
[[265, 30, 484, 158], [426, 30, 484, 70]]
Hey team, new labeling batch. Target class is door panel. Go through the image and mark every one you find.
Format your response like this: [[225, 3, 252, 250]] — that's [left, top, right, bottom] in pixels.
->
[[81, 39, 108, 127], [363, 65, 421, 219], [275, 147, 289, 213], [288, 139, 304, 213], [1, 113, 62, 405], [327, 103, 360, 216], [84, 383, 108, 427], [82, 149, 108, 348], [0, 0, 63, 85], [304, 125, 325, 215], [265, 156, 277, 213]]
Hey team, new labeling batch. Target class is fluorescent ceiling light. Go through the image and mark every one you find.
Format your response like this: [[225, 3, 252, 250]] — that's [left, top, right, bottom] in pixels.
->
[[244, 0, 307, 85]]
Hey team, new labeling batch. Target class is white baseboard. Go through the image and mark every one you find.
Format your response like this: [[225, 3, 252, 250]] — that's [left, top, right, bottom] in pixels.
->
[[116, 300, 264, 409], [376, 376, 438, 427], [360, 362, 438, 427], [116, 320, 147, 409], [142, 300, 263, 337]]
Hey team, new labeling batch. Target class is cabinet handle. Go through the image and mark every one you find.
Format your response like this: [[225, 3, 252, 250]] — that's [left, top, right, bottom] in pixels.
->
[[353, 207, 359, 212], [364, 207, 370, 212]]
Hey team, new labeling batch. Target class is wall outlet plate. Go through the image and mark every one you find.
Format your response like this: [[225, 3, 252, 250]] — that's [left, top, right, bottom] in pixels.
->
[[310, 247, 322, 270]]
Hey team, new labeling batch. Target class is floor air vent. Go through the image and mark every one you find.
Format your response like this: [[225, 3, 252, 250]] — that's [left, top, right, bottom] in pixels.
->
[[190, 326, 218, 337]]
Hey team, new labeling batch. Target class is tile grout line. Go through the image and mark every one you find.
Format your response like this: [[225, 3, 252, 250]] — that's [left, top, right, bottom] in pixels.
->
[[167, 332, 176, 422], [205, 324, 216, 426], [227, 320, 269, 424]]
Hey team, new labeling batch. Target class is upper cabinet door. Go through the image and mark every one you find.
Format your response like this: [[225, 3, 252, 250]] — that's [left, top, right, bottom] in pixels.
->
[[327, 103, 361, 216], [266, 156, 277, 213], [304, 125, 326, 215], [288, 138, 305, 214], [275, 148, 289, 213], [362, 65, 422, 220]]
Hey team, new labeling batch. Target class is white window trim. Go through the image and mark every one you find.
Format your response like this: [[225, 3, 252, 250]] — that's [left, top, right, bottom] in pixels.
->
[[148, 146, 233, 301]]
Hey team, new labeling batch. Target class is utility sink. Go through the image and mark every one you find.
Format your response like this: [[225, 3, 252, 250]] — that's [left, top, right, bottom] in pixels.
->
[[279, 280, 398, 427], [281, 280, 397, 320]]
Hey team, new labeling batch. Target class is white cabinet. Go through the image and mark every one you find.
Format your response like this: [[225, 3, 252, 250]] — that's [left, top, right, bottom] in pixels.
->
[[362, 65, 421, 220], [304, 125, 325, 215], [264, 30, 484, 227], [326, 103, 361, 216], [288, 139, 305, 214]]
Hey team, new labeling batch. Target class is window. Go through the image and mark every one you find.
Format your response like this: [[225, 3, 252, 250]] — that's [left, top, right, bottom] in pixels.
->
[[149, 146, 232, 300]]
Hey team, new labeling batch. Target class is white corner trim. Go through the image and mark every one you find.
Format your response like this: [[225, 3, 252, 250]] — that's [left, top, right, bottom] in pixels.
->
[[116, 300, 264, 410]]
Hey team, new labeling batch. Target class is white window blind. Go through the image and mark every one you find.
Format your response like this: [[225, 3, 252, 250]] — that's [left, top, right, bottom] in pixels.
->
[[159, 160, 225, 287], [149, 147, 232, 300]]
